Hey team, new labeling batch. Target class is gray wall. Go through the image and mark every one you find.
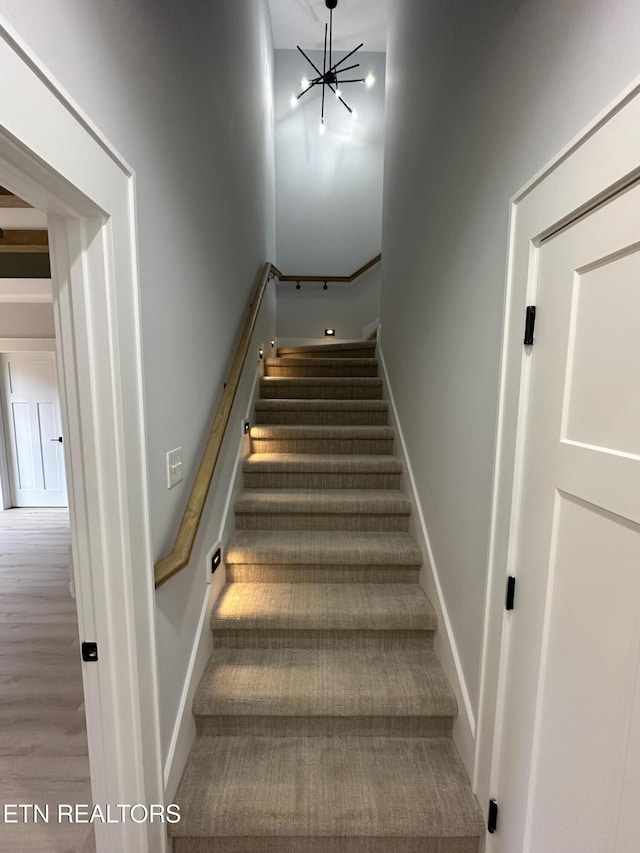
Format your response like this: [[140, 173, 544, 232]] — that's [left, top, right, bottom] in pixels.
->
[[0, 0, 276, 757], [274, 48, 384, 339], [381, 0, 640, 717], [276, 272, 380, 342], [275, 49, 385, 274], [0, 303, 54, 338]]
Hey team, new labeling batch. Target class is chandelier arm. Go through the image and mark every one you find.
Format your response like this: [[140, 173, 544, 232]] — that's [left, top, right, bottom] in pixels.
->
[[321, 23, 328, 123], [334, 63, 361, 75], [323, 79, 353, 114], [323, 23, 327, 78], [296, 83, 319, 101], [328, 43, 364, 73], [333, 79, 365, 84], [297, 45, 324, 79], [329, 8, 333, 74]]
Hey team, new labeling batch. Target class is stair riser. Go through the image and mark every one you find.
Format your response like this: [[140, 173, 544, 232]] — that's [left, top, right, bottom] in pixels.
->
[[243, 472, 402, 489], [235, 514, 410, 532], [255, 410, 389, 426], [196, 716, 453, 738], [265, 365, 379, 378], [225, 565, 420, 583], [251, 438, 394, 454], [260, 382, 383, 400], [210, 630, 434, 650], [174, 837, 479, 853], [278, 347, 376, 359]]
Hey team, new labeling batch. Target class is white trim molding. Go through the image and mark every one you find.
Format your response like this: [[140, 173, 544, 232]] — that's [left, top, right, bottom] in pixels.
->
[[0, 337, 55, 351], [475, 75, 640, 835], [0, 16, 165, 852], [0, 279, 52, 302], [378, 343, 477, 775]]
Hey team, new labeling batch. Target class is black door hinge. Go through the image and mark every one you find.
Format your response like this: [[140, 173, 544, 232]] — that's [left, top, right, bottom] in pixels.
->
[[524, 305, 536, 345], [506, 576, 516, 611], [488, 799, 499, 833], [82, 642, 98, 662]]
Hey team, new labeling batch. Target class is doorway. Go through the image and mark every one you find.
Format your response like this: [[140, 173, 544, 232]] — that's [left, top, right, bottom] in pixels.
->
[[1, 350, 68, 507], [0, 23, 165, 853], [478, 82, 640, 852]]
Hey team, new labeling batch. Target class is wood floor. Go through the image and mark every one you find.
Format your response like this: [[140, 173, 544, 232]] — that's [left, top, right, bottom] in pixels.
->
[[0, 509, 95, 852]]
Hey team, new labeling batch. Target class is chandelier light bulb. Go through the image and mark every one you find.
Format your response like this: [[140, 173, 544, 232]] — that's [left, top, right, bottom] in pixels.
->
[[335, 87, 342, 99], [351, 109, 359, 120], [365, 72, 375, 88], [319, 120, 327, 136], [301, 77, 310, 89], [290, 94, 298, 109]]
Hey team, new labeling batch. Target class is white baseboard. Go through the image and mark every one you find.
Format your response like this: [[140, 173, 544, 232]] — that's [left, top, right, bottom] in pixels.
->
[[377, 344, 477, 776], [162, 366, 263, 800], [163, 577, 217, 801], [362, 318, 379, 340]]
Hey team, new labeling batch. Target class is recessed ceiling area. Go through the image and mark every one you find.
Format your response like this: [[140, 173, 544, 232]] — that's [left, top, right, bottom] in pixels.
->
[[0, 186, 50, 279], [268, 0, 388, 52]]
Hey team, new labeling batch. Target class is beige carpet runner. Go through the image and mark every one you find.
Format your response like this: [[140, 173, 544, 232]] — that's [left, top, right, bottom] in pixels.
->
[[170, 340, 484, 852]]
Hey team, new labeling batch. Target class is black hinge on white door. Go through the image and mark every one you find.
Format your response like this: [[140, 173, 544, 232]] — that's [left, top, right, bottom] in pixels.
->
[[524, 305, 536, 345], [81, 642, 98, 662], [488, 799, 499, 833], [506, 576, 516, 611]]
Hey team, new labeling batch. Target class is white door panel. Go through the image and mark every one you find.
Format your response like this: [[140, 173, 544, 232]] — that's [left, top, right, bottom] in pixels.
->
[[1, 352, 68, 507], [496, 182, 640, 853]]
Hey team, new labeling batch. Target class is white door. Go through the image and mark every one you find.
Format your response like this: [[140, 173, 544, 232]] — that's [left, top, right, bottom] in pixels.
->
[[0, 351, 68, 507], [494, 180, 640, 852]]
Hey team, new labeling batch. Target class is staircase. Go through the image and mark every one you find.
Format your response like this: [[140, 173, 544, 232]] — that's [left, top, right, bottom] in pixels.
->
[[170, 340, 484, 853]]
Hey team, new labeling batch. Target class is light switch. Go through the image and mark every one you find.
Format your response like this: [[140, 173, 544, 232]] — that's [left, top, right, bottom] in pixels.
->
[[167, 447, 183, 488]]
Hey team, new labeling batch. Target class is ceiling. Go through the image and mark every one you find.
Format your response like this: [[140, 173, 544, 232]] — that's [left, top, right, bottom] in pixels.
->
[[268, 0, 388, 52]]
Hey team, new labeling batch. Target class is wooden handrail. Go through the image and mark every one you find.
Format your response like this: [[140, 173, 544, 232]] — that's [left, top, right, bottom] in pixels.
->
[[154, 253, 381, 588], [276, 253, 381, 283]]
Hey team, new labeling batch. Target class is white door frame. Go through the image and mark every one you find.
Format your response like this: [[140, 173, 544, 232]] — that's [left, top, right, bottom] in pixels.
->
[[0, 19, 166, 853], [474, 76, 640, 840]]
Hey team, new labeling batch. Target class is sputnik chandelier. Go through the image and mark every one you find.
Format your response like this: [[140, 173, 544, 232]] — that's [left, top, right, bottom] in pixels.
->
[[291, 0, 375, 134]]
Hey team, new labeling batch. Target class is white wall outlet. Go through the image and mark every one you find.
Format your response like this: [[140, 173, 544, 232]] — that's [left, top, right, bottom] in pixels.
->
[[167, 447, 183, 488]]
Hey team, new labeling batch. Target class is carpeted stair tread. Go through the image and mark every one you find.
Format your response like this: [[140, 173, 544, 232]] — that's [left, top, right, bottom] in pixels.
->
[[277, 340, 377, 358], [242, 453, 402, 490], [225, 530, 422, 566], [250, 425, 394, 455], [211, 583, 436, 632], [255, 398, 388, 422], [260, 377, 383, 400], [243, 453, 401, 473], [234, 488, 411, 530], [170, 735, 485, 841], [250, 425, 393, 439], [234, 489, 411, 515], [264, 357, 379, 378], [255, 399, 388, 411], [193, 648, 456, 719]]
